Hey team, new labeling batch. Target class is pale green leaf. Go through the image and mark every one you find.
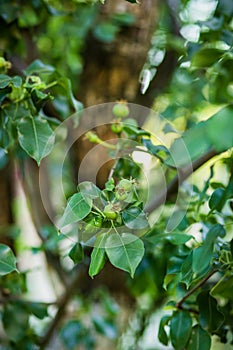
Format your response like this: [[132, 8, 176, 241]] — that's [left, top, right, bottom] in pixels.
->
[[105, 233, 144, 278], [59, 192, 92, 228], [122, 207, 148, 229], [17, 116, 55, 165], [0, 244, 18, 276]]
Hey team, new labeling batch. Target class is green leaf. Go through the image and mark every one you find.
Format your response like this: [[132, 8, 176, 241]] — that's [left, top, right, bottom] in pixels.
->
[[197, 291, 224, 332], [192, 224, 225, 274], [0, 244, 17, 275], [60, 320, 85, 349], [158, 315, 170, 346], [191, 48, 224, 68], [24, 59, 55, 75], [207, 106, 233, 151], [0, 74, 12, 88], [93, 22, 119, 43], [170, 310, 192, 350], [57, 77, 83, 112], [142, 138, 169, 158], [209, 188, 226, 211], [89, 233, 107, 278], [17, 116, 55, 165], [111, 13, 135, 26], [77, 181, 101, 199], [68, 243, 84, 264], [59, 192, 92, 228], [11, 76, 22, 88], [166, 233, 192, 245], [105, 233, 144, 278], [168, 106, 233, 167], [211, 273, 233, 300], [3, 303, 29, 341], [92, 315, 117, 338], [122, 207, 148, 229], [181, 252, 194, 288], [187, 325, 211, 350], [28, 302, 49, 320], [0, 147, 8, 169]]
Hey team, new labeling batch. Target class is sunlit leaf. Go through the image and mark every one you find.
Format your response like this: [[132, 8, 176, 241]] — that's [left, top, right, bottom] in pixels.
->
[[0, 244, 18, 275], [59, 192, 92, 228]]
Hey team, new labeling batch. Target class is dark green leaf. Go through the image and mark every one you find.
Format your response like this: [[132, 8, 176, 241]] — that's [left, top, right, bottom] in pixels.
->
[[31, 89, 52, 110], [89, 233, 107, 278], [60, 320, 84, 349], [158, 315, 170, 345], [170, 310, 192, 350], [0, 244, 18, 275], [122, 207, 148, 229], [105, 233, 144, 278], [209, 188, 226, 211], [28, 302, 48, 319], [142, 138, 169, 158], [2, 303, 29, 341], [68, 243, 84, 264], [0, 147, 8, 169], [17, 116, 55, 165], [191, 48, 224, 68], [92, 315, 117, 339], [197, 291, 224, 332], [59, 192, 92, 228], [57, 77, 83, 112], [187, 325, 211, 350]]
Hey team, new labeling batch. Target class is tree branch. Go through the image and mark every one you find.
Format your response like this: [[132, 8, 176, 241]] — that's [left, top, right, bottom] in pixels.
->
[[176, 269, 218, 311], [39, 270, 82, 349], [145, 149, 217, 213]]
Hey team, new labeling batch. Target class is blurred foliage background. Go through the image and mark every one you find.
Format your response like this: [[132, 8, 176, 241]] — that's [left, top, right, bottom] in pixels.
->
[[0, 0, 233, 349]]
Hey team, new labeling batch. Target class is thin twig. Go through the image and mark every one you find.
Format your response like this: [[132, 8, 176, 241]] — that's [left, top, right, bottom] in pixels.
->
[[176, 269, 218, 310]]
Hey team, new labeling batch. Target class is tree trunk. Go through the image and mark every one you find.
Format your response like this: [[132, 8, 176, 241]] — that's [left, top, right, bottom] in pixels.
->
[[73, 0, 176, 188]]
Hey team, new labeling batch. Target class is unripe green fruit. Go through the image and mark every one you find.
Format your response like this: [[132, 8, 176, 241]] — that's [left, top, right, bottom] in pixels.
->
[[112, 103, 129, 118], [117, 179, 133, 192], [86, 132, 99, 143], [111, 123, 123, 134], [94, 217, 103, 227], [115, 192, 128, 201], [103, 204, 117, 220]]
